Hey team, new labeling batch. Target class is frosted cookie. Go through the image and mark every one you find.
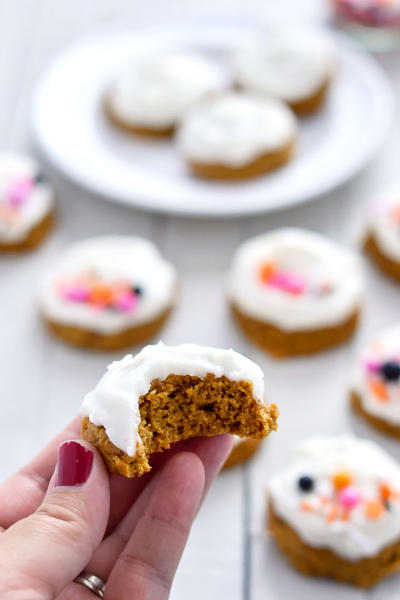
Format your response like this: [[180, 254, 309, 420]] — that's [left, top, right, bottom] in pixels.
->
[[233, 27, 335, 115], [351, 324, 400, 438], [104, 52, 224, 137], [364, 186, 400, 284], [228, 228, 363, 358], [81, 342, 278, 477], [0, 153, 54, 251], [222, 435, 262, 470], [38, 236, 176, 350], [176, 92, 297, 180], [268, 435, 400, 588]]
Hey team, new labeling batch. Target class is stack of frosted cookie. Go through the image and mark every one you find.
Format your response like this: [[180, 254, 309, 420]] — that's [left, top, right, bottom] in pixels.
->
[[104, 26, 336, 180]]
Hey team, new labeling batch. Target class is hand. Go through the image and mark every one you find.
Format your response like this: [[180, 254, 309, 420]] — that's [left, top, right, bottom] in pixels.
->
[[0, 416, 233, 599]]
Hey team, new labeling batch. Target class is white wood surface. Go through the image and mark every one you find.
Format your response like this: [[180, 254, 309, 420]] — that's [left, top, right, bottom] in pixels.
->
[[1, 1, 400, 599]]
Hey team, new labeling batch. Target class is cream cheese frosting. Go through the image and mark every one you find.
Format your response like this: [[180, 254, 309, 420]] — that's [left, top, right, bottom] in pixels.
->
[[81, 342, 265, 456], [367, 185, 400, 263], [38, 236, 176, 334], [233, 27, 335, 103], [176, 92, 297, 167], [0, 153, 54, 243], [269, 435, 400, 561], [107, 52, 225, 129], [228, 228, 363, 331], [353, 324, 400, 425]]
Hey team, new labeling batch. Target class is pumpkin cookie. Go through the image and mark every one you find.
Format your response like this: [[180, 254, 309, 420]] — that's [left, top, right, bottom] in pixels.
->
[[104, 52, 224, 137], [176, 92, 297, 180], [81, 342, 278, 477], [351, 323, 400, 438], [228, 228, 363, 358], [268, 435, 400, 587], [233, 26, 335, 115], [364, 185, 400, 283], [0, 153, 54, 251], [38, 236, 177, 350]]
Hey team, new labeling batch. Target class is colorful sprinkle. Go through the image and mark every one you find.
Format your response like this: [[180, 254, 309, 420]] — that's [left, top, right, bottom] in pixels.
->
[[368, 378, 389, 402], [379, 482, 392, 502], [7, 177, 34, 207], [332, 470, 353, 491], [380, 361, 400, 382], [364, 499, 385, 520], [338, 486, 361, 510]]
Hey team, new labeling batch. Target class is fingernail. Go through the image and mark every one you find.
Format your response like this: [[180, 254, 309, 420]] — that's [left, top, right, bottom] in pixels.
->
[[56, 441, 93, 487]]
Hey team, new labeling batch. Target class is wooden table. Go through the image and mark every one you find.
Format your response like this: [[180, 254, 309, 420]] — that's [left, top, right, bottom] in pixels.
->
[[1, 1, 400, 598]]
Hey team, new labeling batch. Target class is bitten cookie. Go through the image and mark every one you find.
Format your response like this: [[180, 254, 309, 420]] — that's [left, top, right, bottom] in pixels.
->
[[351, 324, 400, 438], [38, 236, 177, 350], [268, 436, 400, 588], [364, 186, 400, 284], [222, 436, 262, 470], [228, 228, 363, 358], [104, 52, 224, 137], [233, 27, 335, 115], [176, 92, 297, 180], [81, 342, 278, 477], [0, 153, 54, 251]]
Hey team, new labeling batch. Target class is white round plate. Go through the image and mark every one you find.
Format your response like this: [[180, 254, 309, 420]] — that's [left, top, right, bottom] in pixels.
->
[[32, 25, 394, 217]]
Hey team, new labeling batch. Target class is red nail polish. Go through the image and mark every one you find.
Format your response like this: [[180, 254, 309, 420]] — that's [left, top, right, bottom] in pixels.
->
[[56, 441, 93, 487]]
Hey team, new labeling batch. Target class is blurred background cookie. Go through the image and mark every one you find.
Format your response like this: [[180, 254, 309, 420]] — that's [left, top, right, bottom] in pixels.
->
[[38, 235, 177, 350], [0, 153, 54, 252]]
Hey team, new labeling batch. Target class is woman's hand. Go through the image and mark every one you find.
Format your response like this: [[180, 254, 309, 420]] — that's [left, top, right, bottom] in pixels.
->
[[0, 416, 233, 599]]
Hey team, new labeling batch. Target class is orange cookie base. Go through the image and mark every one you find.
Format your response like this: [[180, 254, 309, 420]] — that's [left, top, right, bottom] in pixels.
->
[[231, 303, 360, 358], [103, 95, 174, 138], [222, 437, 262, 470], [0, 211, 54, 252], [268, 503, 400, 588], [82, 373, 278, 477], [351, 391, 400, 439], [43, 306, 172, 351], [289, 78, 331, 116], [187, 139, 295, 180], [364, 232, 400, 284]]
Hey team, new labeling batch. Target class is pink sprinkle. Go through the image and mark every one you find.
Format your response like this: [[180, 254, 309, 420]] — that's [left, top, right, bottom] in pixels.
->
[[268, 271, 306, 295], [338, 486, 361, 510], [8, 177, 34, 207], [114, 291, 139, 313], [63, 284, 90, 302], [364, 358, 381, 373]]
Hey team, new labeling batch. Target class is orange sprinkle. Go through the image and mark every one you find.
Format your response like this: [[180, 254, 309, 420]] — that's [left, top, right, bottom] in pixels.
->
[[259, 261, 276, 283], [299, 501, 313, 512], [340, 511, 350, 521], [368, 378, 389, 403], [319, 495, 330, 506], [390, 205, 400, 223], [379, 482, 392, 502], [326, 504, 340, 522], [90, 283, 114, 305], [332, 470, 353, 491], [364, 499, 385, 520]]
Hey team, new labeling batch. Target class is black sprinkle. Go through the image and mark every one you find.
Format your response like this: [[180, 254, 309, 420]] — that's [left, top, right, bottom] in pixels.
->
[[298, 476, 314, 492], [380, 361, 400, 382], [133, 285, 143, 296]]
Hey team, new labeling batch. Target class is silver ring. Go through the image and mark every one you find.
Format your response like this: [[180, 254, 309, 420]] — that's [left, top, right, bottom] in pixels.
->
[[74, 571, 106, 598]]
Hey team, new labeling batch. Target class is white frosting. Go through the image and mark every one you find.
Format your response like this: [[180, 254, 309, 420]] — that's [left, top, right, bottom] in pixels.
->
[[107, 52, 225, 129], [367, 185, 400, 263], [353, 324, 400, 425], [177, 92, 297, 167], [228, 228, 363, 331], [38, 236, 176, 334], [81, 342, 265, 456], [233, 27, 335, 103], [0, 153, 53, 242], [269, 435, 400, 561]]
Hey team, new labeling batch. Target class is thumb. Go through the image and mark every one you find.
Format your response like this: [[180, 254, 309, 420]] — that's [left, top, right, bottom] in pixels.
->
[[0, 440, 110, 599]]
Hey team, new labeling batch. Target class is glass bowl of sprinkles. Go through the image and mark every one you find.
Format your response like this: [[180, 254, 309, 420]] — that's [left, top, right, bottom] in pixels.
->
[[330, 0, 400, 50]]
